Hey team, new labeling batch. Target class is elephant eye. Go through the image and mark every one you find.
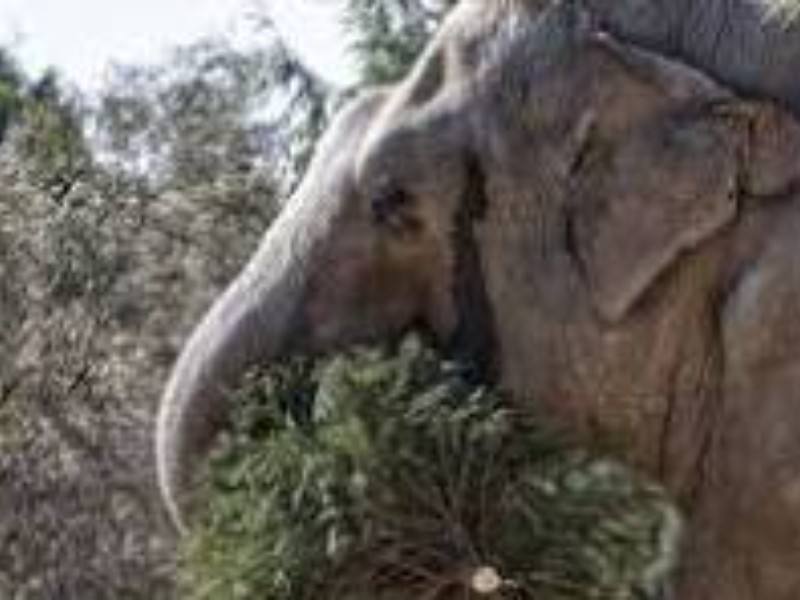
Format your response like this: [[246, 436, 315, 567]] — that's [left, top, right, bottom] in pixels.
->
[[369, 186, 422, 236], [370, 186, 409, 223]]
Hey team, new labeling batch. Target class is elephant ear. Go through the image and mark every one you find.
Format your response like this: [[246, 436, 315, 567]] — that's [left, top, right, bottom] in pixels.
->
[[565, 36, 741, 322]]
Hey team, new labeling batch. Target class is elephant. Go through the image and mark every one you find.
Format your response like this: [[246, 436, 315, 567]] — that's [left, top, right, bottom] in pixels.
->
[[156, 0, 800, 598]]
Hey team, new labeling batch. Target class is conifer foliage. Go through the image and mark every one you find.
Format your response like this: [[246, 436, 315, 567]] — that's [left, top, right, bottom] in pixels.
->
[[181, 337, 682, 600]]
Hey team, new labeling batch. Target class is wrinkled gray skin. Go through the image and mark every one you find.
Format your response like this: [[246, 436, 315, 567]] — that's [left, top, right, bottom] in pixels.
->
[[157, 0, 800, 597], [589, 0, 800, 116]]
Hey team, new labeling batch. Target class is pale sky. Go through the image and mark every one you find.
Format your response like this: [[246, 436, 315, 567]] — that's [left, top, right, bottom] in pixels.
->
[[0, 0, 354, 90]]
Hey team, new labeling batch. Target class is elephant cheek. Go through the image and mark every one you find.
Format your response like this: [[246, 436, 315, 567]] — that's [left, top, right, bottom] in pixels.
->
[[421, 259, 458, 341], [303, 255, 430, 349]]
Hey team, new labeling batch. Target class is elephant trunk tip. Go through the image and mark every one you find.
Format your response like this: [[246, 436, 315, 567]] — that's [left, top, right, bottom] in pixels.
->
[[155, 353, 232, 534], [155, 374, 194, 535]]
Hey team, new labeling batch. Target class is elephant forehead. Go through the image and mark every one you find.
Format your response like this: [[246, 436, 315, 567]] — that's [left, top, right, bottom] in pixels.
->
[[354, 0, 552, 172]]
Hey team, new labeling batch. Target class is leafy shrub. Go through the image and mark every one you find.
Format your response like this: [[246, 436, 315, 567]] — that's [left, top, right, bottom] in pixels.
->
[[180, 336, 682, 599]]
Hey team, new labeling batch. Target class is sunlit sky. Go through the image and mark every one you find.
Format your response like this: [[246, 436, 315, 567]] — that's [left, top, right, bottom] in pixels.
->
[[0, 0, 355, 90]]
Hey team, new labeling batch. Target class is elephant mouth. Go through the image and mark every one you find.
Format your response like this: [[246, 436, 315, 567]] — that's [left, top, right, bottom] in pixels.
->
[[446, 150, 499, 385]]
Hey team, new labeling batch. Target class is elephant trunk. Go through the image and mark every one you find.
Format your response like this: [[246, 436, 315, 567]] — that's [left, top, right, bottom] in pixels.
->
[[156, 90, 391, 531], [155, 191, 335, 531]]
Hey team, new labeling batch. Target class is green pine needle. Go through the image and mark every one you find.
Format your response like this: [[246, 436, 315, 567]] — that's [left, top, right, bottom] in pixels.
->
[[180, 334, 682, 600]]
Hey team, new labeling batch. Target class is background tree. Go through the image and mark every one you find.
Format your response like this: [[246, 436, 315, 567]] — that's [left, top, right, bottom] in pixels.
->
[[0, 49, 26, 142], [345, 0, 456, 85], [0, 40, 289, 597], [0, 70, 179, 597]]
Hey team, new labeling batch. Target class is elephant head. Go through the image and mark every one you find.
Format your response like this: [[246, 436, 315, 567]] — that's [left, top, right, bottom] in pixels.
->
[[157, 3, 800, 577]]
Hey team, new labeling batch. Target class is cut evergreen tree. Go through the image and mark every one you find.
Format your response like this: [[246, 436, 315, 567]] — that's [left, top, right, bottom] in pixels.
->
[[180, 335, 682, 600]]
